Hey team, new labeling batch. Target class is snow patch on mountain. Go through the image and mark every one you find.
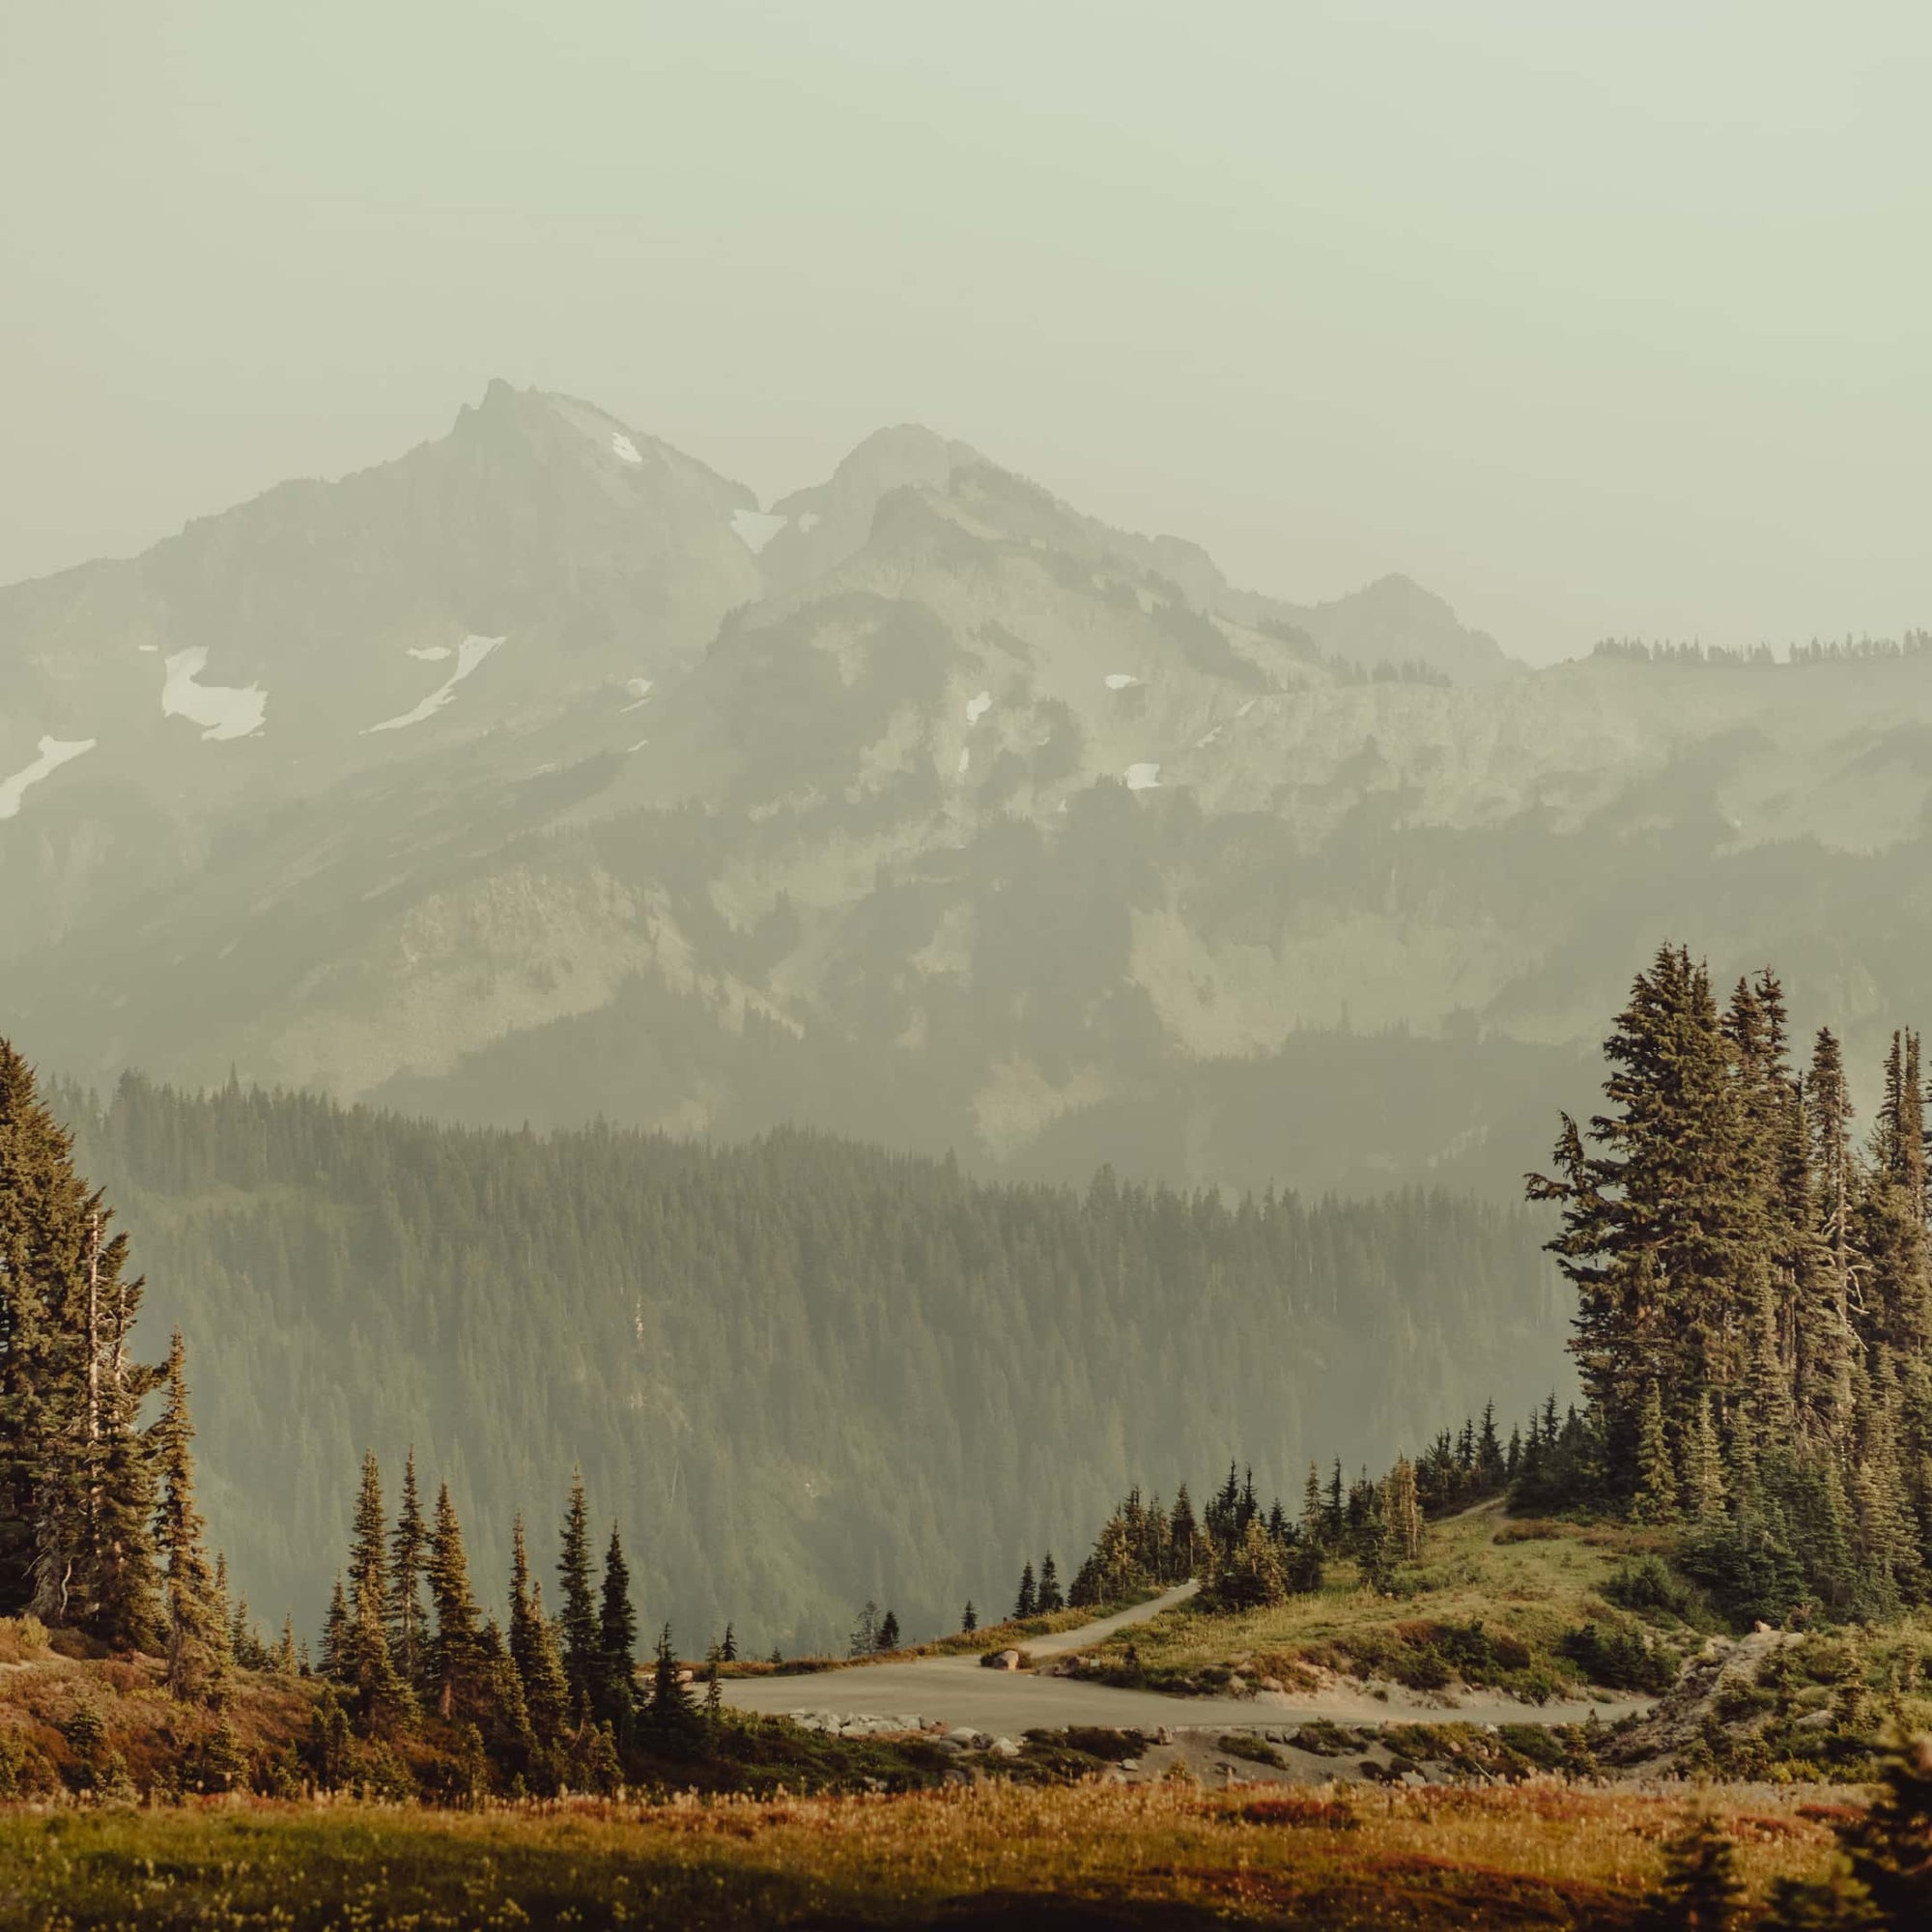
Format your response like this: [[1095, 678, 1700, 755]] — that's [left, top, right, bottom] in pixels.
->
[[1124, 762, 1162, 790], [611, 433, 642, 465], [409, 645, 452, 663], [162, 649, 268, 740], [957, 747, 971, 774], [1105, 673, 1141, 691], [965, 691, 992, 724], [0, 736, 96, 820], [367, 634, 504, 734]]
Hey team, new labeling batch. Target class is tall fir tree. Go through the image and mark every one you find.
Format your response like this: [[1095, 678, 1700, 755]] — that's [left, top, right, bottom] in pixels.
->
[[152, 1332, 228, 1702], [389, 1448, 430, 1690], [594, 1524, 638, 1737], [556, 1470, 599, 1708], [425, 1481, 480, 1719]]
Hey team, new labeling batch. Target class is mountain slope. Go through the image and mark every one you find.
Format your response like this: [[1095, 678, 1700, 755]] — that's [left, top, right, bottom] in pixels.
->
[[5, 383, 1930, 1196], [64, 1075, 1564, 1650]]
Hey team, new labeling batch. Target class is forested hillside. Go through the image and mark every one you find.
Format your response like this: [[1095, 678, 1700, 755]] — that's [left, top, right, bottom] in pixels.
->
[[55, 1075, 1564, 1652]]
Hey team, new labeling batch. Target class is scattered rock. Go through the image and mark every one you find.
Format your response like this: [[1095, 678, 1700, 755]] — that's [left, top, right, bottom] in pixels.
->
[[1260, 1676, 1283, 1692], [989, 1736, 1022, 1759], [982, 1648, 1023, 1672], [1120, 1757, 1140, 1771]]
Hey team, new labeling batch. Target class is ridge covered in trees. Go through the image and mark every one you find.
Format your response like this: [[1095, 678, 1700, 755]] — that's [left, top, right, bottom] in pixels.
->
[[44, 1068, 1560, 1651]]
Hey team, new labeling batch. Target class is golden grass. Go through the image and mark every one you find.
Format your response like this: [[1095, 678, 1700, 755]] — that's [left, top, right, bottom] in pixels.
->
[[0, 1776, 1847, 1928]]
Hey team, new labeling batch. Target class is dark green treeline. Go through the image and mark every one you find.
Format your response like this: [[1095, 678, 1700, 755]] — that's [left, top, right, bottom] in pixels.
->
[[1530, 944, 1932, 1621], [57, 1072, 1564, 1650]]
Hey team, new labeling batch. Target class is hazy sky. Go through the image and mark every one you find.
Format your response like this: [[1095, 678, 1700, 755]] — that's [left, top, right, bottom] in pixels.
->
[[4, 2, 1927, 663]]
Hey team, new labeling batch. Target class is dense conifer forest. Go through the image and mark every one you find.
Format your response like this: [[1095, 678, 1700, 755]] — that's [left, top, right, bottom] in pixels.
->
[[15, 1064, 1564, 1652], [1528, 946, 1932, 1624], [1052, 943, 1932, 1644]]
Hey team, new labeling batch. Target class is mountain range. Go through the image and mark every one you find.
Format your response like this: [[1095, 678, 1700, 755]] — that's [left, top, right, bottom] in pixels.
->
[[5, 381, 1931, 1198]]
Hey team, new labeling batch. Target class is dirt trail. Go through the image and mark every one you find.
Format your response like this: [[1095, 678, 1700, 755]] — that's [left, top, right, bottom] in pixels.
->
[[716, 1588, 1652, 1738]]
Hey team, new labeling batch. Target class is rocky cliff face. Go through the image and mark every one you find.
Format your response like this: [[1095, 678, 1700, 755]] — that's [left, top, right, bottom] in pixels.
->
[[5, 383, 1928, 1194]]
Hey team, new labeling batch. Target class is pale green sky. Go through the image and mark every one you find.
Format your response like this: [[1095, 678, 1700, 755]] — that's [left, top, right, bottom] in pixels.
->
[[3, 1, 1927, 662]]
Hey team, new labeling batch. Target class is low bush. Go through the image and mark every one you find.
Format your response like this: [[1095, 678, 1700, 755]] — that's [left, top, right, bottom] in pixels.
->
[[1560, 1620, 1678, 1694]]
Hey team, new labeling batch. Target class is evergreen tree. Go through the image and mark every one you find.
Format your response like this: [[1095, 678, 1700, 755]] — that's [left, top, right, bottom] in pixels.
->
[[152, 1332, 227, 1702], [1632, 1382, 1681, 1525], [720, 1622, 737, 1663], [1530, 946, 1760, 1496], [1683, 1391, 1727, 1522], [556, 1471, 599, 1707], [1838, 1731, 1932, 1928], [389, 1448, 430, 1690], [0, 1044, 163, 1643], [1639, 1811, 1747, 1931], [320, 1577, 348, 1682], [1382, 1456, 1423, 1562], [425, 1481, 479, 1719], [342, 1452, 389, 1687], [645, 1622, 700, 1746], [595, 1525, 638, 1736], [276, 1613, 298, 1677], [1204, 1517, 1290, 1611], [961, 1601, 977, 1633], [1168, 1485, 1199, 1578], [849, 1600, 880, 1656], [1299, 1462, 1325, 1548], [877, 1608, 900, 1651], [1013, 1561, 1036, 1620], [1037, 1552, 1064, 1613]]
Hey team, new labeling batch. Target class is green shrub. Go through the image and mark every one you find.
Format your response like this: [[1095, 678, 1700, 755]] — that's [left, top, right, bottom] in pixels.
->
[[1605, 1554, 1692, 1617], [1560, 1620, 1678, 1694], [1218, 1734, 1286, 1768]]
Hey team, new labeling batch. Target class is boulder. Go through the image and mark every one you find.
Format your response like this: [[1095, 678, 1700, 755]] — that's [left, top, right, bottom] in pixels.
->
[[989, 1736, 1022, 1759], [981, 1648, 1023, 1672]]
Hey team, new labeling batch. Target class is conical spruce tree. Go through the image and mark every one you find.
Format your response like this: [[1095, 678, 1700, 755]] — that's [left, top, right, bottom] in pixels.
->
[[508, 1516, 570, 1743], [556, 1471, 599, 1707], [646, 1621, 700, 1747], [1683, 1392, 1728, 1523], [389, 1448, 430, 1690], [152, 1332, 229, 1702], [426, 1481, 480, 1719], [1838, 1731, 1932, 1927], [1037, 1552, 1064, 1613], [1632, 1381, 1681, 1526], [595, 1525, 638, 1737], [320, 1577, 349, 1682], [342, 1452, 389, 1686], [1639, 1811, 1747, 1931], [1013, 1561, 1036, 1620]]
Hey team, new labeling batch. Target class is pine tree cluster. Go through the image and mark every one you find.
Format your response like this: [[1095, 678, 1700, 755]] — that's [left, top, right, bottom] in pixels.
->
[[0, 1044, 228, 1693], [316, 1452, 707, 1794], [1060, 1420, 1521, 1616], [1531, 945, 1932, 1624]]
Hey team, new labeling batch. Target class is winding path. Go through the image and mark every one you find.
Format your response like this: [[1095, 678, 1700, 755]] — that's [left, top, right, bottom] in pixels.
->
[[716, 1586, 1652, 1736]]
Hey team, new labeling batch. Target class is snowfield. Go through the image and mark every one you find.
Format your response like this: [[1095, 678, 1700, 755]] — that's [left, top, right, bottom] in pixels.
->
[[367, 634, 504, 733], [161, 649, 268, 740], [0, 736, 96, 820]]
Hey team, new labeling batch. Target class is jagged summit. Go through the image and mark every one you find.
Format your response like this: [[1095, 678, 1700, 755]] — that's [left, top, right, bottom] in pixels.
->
[[19, 383, 1891, 1203]]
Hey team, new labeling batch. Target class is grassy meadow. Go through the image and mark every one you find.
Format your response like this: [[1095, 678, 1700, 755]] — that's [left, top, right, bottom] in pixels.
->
[[1079, 1502, 1709, 1701], [0, 1778, 1851, 1930]]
